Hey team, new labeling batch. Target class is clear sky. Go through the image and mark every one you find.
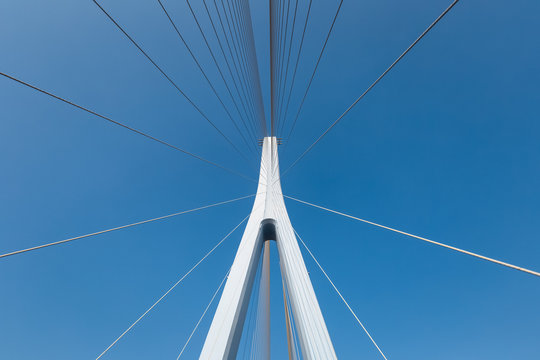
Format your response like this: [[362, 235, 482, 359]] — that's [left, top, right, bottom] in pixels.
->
[[1, 0, 539, 359]]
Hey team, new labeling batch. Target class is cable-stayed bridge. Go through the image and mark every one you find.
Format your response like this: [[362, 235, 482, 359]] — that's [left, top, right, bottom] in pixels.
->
[[1, 0, 539, 359]]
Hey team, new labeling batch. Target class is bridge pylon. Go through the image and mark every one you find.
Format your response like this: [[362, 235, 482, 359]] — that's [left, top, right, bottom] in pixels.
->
[[200, 136, 337, 359]]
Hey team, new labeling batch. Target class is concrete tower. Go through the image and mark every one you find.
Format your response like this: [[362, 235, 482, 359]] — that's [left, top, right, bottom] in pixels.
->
[[200, 137, 337, 359]]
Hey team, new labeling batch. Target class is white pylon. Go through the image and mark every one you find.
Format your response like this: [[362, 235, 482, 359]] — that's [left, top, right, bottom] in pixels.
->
[[200, 137, 337, 359]]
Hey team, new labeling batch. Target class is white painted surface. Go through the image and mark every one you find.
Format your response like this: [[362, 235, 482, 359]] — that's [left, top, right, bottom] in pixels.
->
[[200, 137, 336, 359]]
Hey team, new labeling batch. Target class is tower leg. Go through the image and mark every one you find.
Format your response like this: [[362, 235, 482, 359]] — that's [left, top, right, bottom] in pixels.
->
[[200, 137, 336, 359]]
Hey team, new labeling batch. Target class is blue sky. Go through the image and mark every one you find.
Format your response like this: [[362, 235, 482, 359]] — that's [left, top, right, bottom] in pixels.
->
[[1, 0, 539, 359]]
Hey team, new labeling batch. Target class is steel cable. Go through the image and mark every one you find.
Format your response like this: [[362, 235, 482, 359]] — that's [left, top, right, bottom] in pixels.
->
[[94, 213, 250, 360], [156, 0, 259, 159], [286, 194, 540, 278], [282, 0, 460, 176], [0, 195, 254, 259], [93, 0, 251, 164], [284, 0, 344, 143], [0, 71, 255, 182]]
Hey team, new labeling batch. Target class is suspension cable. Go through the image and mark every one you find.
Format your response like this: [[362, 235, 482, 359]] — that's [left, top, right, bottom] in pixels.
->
[[294, 228, 389, 360], [282, 0, 460, 177], [284, 0, 343, 140], [218, 0, 259, 138], [216, 0, 260, 138], [279, 0, 312, 141], [186, 0, 261, 145], [224, 0, 262, 138], [276, 0, 299, 135], [92, 0, 251, 163], [176, 267, 231, 359], [94, 213, 250, 360], [269, 0, 277, 135], [286, 194, 540, 278], [0, 71, 255, 182], [156, 0, 258, 159], [0, 195, 254, 260], [274, 0, 291, 136], [239, 0, 268, 136]]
